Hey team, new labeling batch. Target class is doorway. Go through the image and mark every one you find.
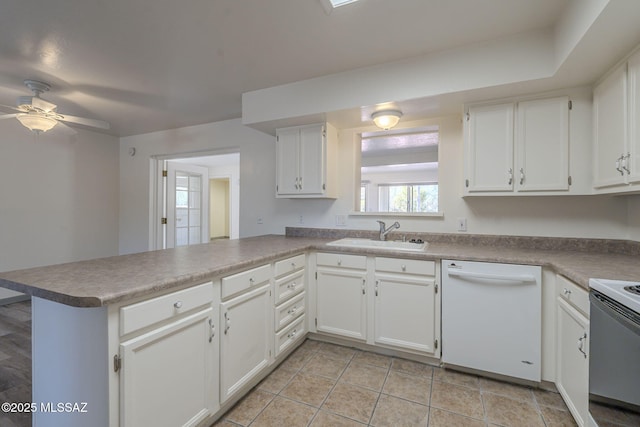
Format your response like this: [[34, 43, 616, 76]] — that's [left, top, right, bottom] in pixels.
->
[[151, 152, 240, 250]]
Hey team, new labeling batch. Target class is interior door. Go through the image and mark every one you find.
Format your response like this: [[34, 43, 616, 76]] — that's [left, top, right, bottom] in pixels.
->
[[166, 162, 209, 248]]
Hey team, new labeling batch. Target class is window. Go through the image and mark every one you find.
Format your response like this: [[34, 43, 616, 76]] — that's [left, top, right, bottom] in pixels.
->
[[378, 183, 438, 213], [358, 125, 439, 214]]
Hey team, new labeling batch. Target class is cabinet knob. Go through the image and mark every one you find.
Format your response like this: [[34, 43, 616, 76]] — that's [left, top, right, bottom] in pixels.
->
[[291, 262, 296, 269], [174, 301, 182, 309], [562, 288, 572, 297], [249, 278, 255, 285], [401, 265, 406, 272], [337, 259, 342, 266]]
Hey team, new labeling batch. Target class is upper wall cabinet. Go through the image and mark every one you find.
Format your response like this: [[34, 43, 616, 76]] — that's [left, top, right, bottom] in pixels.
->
[[593, 48, 640, 191], [275, 123, 338, 198], [464, 96, 571, 195]]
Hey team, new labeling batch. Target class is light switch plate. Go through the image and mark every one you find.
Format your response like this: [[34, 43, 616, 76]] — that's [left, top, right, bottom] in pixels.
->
[[335, 214, 347, 226]]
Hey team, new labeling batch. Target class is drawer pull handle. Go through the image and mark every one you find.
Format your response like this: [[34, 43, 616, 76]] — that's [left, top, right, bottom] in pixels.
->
[[288, 282, 297, 289], [401, 265, 406, 272], [337, 259, 342, 266], [288, 329, 297, 339], [288, 306, 298, 315], [174, 301, 182, 309], [563, 288, 572, 297], [291, 262, 296, 269], [208, 319, 215, 342], [249, 278, 255, 285]]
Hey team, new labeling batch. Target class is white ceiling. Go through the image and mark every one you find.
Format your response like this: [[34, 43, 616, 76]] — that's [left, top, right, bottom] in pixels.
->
[[0, 0, 636, 137]]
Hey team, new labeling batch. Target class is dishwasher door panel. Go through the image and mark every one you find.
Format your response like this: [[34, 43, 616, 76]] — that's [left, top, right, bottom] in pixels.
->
[[442, 260, 542, 382]]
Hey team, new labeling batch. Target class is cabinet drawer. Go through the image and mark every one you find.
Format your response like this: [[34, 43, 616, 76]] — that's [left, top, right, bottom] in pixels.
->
[[120, 282, 214, 336], [317, 252, 366, 270], [375, 257, 435, 276], [557, 275, 589, 317], [275, 254, 305, 278], [275, 314, 306, 357], [275, 270, 305, 305], [275, 292, 305, 331], [222, 264, 271, 299]]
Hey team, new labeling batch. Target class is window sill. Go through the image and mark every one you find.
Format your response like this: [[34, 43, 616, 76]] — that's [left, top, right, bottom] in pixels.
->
[[349, 211, 444, 218]]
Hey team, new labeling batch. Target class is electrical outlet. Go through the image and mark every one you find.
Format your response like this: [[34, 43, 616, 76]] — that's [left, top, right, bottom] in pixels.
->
[[299, 215, 304, 224], [335, 214, 347, 226], [257, 217, 263, 224], [457, 218, 467, 232]]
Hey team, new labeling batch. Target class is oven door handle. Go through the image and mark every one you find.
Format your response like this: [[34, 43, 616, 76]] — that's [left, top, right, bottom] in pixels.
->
[[590, 291, 640, 337]]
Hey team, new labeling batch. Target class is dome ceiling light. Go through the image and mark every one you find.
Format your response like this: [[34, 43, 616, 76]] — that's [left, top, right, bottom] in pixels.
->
[[371, 110, 403, 130]]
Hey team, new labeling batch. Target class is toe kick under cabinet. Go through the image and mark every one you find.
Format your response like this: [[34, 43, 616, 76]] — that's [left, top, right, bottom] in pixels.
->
[[313, 252, 440, 357]]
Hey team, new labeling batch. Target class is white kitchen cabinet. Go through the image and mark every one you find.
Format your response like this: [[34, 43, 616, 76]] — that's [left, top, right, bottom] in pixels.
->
[[593, 47, 640, 190], [556, 276, 589, 427], [117, 282, 217, 427], [273, 254, 306, 356], [465, 96, 571, 194], [465, 102, 515, 192], [120, 308, 216, 427], [316, 253, 367, 341], [219, 283, 272, 403], [275, 122, 337, 198], [374, 258, 439, 356]]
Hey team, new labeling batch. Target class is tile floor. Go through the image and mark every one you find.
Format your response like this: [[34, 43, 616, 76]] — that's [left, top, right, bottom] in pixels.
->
[[0, 300, 582, 427], [215, 339, 578, 427]]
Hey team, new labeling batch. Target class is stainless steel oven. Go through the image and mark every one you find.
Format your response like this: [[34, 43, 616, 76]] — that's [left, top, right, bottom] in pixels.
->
[[588, 279, 640, 427]]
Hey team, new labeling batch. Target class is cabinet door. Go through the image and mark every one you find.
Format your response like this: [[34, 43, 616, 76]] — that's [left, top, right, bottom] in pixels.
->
[[516, 97, 570, 191], [374, 275, 437, 355], [316, 269, 367, 341], [299, 124, 325, 195], [556, 297, 589, 427], [120, 308, 215, 427], [593, 64, 628, 188], [220, 284, 271, 403], [466, 103, 514, 192], [628, 50, 640, 183], [276, 128, 300, 195]]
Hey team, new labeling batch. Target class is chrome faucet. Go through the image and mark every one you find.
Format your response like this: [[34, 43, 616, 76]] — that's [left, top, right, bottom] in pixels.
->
[[377, 220, 400, 241]]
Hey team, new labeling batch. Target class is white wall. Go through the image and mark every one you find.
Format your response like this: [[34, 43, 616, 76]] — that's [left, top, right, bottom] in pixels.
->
[[0, 120, 119, 298]]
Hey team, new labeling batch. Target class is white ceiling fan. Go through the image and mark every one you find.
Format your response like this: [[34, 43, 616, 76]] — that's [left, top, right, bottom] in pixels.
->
[[0, 79, 110, 133]]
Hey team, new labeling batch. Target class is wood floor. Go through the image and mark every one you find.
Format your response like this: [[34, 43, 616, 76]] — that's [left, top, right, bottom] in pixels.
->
[[0, 300, 31, 427]]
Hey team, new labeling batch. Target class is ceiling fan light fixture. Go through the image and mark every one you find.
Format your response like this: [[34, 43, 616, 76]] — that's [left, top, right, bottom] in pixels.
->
[[371, 109, 403, 130], [16, 113, 57, 133]]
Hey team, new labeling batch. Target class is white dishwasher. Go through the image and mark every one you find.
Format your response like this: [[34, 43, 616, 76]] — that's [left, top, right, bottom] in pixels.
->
[[442, 260, 541, 382]]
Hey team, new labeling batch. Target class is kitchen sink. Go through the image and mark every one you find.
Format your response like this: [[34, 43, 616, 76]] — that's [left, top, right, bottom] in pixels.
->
[[326, 238, 427, 252]]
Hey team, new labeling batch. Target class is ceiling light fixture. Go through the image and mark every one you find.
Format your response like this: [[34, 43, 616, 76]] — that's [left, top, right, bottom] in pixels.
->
[[371, 110, 403, 130], [16, 112, 58, 133]]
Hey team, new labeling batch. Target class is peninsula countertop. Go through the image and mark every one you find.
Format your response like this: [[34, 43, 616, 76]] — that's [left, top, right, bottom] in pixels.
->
[[1, 233, 639, 307]]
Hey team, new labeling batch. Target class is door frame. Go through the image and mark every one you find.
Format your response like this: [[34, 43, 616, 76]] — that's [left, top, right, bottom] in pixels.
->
[[149, 149, 240, 251]]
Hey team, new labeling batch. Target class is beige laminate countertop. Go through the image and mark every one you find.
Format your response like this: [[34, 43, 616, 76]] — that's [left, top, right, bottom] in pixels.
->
[[1, 234, 639, 307]]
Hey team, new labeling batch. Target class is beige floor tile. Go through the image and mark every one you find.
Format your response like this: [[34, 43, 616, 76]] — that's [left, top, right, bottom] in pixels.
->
[[310, 410, 367, 427], [390, 357, 434, 378], [539, 405, 578, 427], [382, 370, 432, 405], [370, 394, 429, 427], [322, 382, 379, 424], [433, 367, 480, 389], [225, 389, 275, 426], [251, 396, 317, 427], [482, 393, 545, 427], [479, 377, 534, 403], [317, 342, 358, 361], [280, 372, 336, 407], [430, 380, 484, 420], [352, 350, 392, 369], [257, 365, 298, 394], [428, 407, 487, 427], [300, 339, 323, 353], [589, 401, 640, 426], [303, 353, 349, 379], [341, 362, 388, 391], [532, 388, 568, 410], [280, 347, 315, 371], [212, 419, 239, 426]]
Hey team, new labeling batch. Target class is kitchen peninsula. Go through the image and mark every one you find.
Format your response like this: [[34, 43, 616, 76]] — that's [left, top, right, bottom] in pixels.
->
[[1, 230, 640, 427]]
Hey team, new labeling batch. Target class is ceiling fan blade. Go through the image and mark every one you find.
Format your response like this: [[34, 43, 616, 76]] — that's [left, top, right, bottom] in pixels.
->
[[56, 120, 78, 135], [0, 113, 20, 120], [0, 104, 21, 113], [31, 97, 57, 112], [58, 114, 110, 130]]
